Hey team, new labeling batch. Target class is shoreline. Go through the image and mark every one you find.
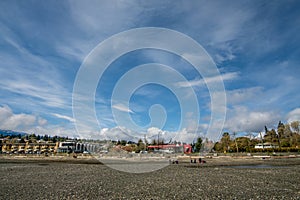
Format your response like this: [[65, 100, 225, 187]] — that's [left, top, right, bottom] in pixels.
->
[[1, 153, 299, 167]]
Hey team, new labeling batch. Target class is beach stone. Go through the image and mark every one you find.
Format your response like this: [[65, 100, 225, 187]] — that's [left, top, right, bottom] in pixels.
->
[[0, 156, 299, 199]]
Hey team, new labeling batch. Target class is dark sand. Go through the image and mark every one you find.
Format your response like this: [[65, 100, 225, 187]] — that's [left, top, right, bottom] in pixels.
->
[[0, 156, 299, 199]]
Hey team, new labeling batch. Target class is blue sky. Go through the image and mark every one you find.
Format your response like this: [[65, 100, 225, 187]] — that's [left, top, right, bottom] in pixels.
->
[[0, 0, 300, 142]]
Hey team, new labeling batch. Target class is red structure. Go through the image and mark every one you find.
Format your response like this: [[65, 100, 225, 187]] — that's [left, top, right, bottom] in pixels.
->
[[147, 144, 192, 154]]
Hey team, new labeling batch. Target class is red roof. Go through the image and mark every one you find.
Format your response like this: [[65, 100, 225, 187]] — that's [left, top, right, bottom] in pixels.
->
[[147, 144, 191, 149]]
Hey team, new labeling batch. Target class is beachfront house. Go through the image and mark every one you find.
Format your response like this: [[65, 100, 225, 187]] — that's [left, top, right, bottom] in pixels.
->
[[254, 143, 279, 149]]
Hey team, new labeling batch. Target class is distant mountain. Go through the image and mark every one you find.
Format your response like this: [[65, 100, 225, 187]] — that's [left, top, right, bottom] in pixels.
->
[[0, 129, 27, 137]]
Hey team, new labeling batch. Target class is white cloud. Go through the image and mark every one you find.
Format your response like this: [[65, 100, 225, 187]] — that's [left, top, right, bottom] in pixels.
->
[[89, 126, 140, 141], [52, 113, 75, 123], [28, 125, 78, 138], [226, 87, 263, 104], [224, 106, 280, 133], [0, 105, 37, 130], [1, 81, 69, 109], [0, 1, 299, 141], [76, 126, 201, 143], [286, 108, 300, 123], [0, 35, 72, 112], [0, 106, 76, 138], [2, 114, 36, 130], [0, 105, 12, 122], [176, 72, 239, 88], [214, 43, 236, 64], [68, 1, 143, 41], [38, 118, 48, 126], [112, 103, 134, 113], [145, 127, 199, 144]]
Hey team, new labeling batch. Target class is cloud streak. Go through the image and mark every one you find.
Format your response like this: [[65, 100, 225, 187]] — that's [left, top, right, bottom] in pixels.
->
[[176, 72, 239, 88], [112, 104, 134, 113], [52, 113, 75, 123]]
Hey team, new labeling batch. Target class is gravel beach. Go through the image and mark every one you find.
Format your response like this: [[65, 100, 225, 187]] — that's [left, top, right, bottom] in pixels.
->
[[0, 156, 299, 199]]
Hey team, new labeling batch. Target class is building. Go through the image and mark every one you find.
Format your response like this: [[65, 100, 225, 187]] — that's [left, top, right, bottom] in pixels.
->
[[147, 144, 192, 154], [1, 141, 59, 154], [254, 143, 279, 149], [0, 139, 98, 154], [56, 141, 76, 153]]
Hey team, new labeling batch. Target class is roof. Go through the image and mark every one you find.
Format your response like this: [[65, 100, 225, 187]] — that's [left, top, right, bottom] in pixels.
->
[[148, 144, 191, 149]]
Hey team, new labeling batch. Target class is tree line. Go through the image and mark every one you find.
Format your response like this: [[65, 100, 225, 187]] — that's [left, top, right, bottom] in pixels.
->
[[0, 133, 72, 144], [213, 121, 300, 153]]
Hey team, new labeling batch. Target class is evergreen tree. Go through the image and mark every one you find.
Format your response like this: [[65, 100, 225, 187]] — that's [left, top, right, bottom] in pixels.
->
[[220, 132, 231, 152], [264, 129, 278, 144], [151, 139, 157, 145], [195, 137, 203, 152], [265, 126, 268, 134], [277, 121, 285, 148], [120, 140, 127, 146], [136, 138, 145, 152]]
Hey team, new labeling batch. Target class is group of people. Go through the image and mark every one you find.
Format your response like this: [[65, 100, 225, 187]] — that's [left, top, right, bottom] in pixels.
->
[[169, 159, 179, 164], [191, 157, 206, 164], [168, 157, 207, 165]]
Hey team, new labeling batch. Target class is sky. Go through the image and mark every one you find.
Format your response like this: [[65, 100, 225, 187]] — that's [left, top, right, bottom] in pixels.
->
[[0, 0, 300, 142]]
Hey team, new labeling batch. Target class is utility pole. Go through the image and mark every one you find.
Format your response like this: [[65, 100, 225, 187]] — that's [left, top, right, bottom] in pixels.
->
[[144, 134, 147, 151], [157, 132, 159, 150]]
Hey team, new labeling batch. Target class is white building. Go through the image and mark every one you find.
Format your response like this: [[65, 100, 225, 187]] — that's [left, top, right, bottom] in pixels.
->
[[254, 143, 279, 149]]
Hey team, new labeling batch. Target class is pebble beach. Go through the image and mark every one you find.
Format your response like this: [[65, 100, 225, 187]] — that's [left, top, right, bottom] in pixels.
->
[[0, 155, 299, 199]]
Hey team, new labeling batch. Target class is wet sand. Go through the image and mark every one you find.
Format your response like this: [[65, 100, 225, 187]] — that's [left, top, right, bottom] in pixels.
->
[[0, 156, 299, 199]]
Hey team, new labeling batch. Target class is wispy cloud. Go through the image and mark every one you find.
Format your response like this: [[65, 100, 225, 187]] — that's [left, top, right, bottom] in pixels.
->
[[112, 104, 134, 113], [176, 72, 239, 88], [226, 87, 263, 105], [52, 113, 75, 123], [0, 1, 299, 139], [0, 25, 72, 112]]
